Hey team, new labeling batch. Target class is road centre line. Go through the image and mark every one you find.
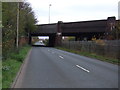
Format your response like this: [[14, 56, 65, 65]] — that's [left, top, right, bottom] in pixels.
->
[[59, 56, 64, 59], [76, 65, 90, 73]]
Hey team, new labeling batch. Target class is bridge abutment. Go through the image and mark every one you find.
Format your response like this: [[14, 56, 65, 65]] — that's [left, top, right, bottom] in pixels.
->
[[49, 34, 56, 47], [54, 21, 63, 46], [55, 34, 62, 46]]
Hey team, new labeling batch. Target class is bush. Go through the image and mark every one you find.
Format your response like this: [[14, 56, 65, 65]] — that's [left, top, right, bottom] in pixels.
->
[[9, 45, 30, 62], [10, 53, 24, 62]]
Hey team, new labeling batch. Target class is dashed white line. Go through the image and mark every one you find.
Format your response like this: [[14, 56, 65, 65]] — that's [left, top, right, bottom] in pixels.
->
[[59, 56, 64, 59], [76, 65, 90, 73]]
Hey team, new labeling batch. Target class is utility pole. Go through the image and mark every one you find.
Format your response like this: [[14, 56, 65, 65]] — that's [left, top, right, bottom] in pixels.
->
[[16, 2, 19, 48], [49, 4, 52, 23]]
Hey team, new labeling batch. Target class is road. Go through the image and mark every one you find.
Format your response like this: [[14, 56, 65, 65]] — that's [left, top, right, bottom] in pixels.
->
[[14, 47, 118, 88], [33, 41, 45, 46]]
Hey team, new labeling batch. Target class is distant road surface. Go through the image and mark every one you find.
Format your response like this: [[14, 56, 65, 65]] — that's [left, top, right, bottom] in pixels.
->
[[14, 47, 118, 88], [34, 41, 45, 46]]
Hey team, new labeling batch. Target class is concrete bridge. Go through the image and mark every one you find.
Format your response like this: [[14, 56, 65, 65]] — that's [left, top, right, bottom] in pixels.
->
[[30, 17, 117, 47]]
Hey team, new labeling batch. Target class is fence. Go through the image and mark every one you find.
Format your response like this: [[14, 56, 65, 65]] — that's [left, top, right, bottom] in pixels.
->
[[61, 40, 120, 59]]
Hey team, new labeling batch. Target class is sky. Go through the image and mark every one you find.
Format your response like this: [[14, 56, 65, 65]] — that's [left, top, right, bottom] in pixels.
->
[[26, 0, 119, 24]]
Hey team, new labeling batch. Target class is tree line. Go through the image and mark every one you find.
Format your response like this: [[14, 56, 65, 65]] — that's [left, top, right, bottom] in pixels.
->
[[2, 1, 37, 59]]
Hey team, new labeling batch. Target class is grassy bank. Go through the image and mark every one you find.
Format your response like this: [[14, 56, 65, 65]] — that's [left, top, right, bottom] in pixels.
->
[[2, 45, 31, 88], [56, 47, 119, 65], [0, 60, 2, 89]]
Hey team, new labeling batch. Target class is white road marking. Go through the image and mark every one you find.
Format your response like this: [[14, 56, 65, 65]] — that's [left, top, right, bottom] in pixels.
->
[[76, 65, 90, 73], [59, 56, 64, 59]]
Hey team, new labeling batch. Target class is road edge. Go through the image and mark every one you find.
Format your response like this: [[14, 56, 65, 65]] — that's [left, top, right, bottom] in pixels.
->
[[11, 48, 32, 88]]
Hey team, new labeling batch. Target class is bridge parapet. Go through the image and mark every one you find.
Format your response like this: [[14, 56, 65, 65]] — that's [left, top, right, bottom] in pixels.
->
[[61, 20, 107, 33], [36, 23, 57, 34]]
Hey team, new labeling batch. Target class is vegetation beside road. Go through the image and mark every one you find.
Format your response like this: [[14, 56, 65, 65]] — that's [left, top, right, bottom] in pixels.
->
[[2, 45, 31, 88], [2, 1, 37, 88], [56, 47, 120, 65], [2, 2, 37, 60]]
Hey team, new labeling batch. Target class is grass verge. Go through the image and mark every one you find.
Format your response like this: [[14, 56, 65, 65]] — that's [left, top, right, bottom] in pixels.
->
[[0, 60, 2, 90], [56, 47, 120, 65], [2, 45, 31, 88]]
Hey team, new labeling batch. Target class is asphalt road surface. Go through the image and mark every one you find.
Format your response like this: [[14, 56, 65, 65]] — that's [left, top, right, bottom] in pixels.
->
[[33, 41, 45, 46], [14, 47, 118, 88]]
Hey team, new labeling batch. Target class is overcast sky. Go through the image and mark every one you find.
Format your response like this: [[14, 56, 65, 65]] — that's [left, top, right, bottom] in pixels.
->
[[26, 0, 119, 24]]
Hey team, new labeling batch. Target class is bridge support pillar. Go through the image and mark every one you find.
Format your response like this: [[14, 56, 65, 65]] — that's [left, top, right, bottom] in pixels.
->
[[55, 33, 62, 46], [105, 17, 116, 40], [75, 36, 80, 41], [55, 21, 63, 46], [28, 34, 32, 45], [49, 34, 56, 47]]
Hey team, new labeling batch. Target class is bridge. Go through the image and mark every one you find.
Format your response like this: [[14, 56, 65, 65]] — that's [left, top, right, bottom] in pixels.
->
[[30, 17, 117, 47]]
